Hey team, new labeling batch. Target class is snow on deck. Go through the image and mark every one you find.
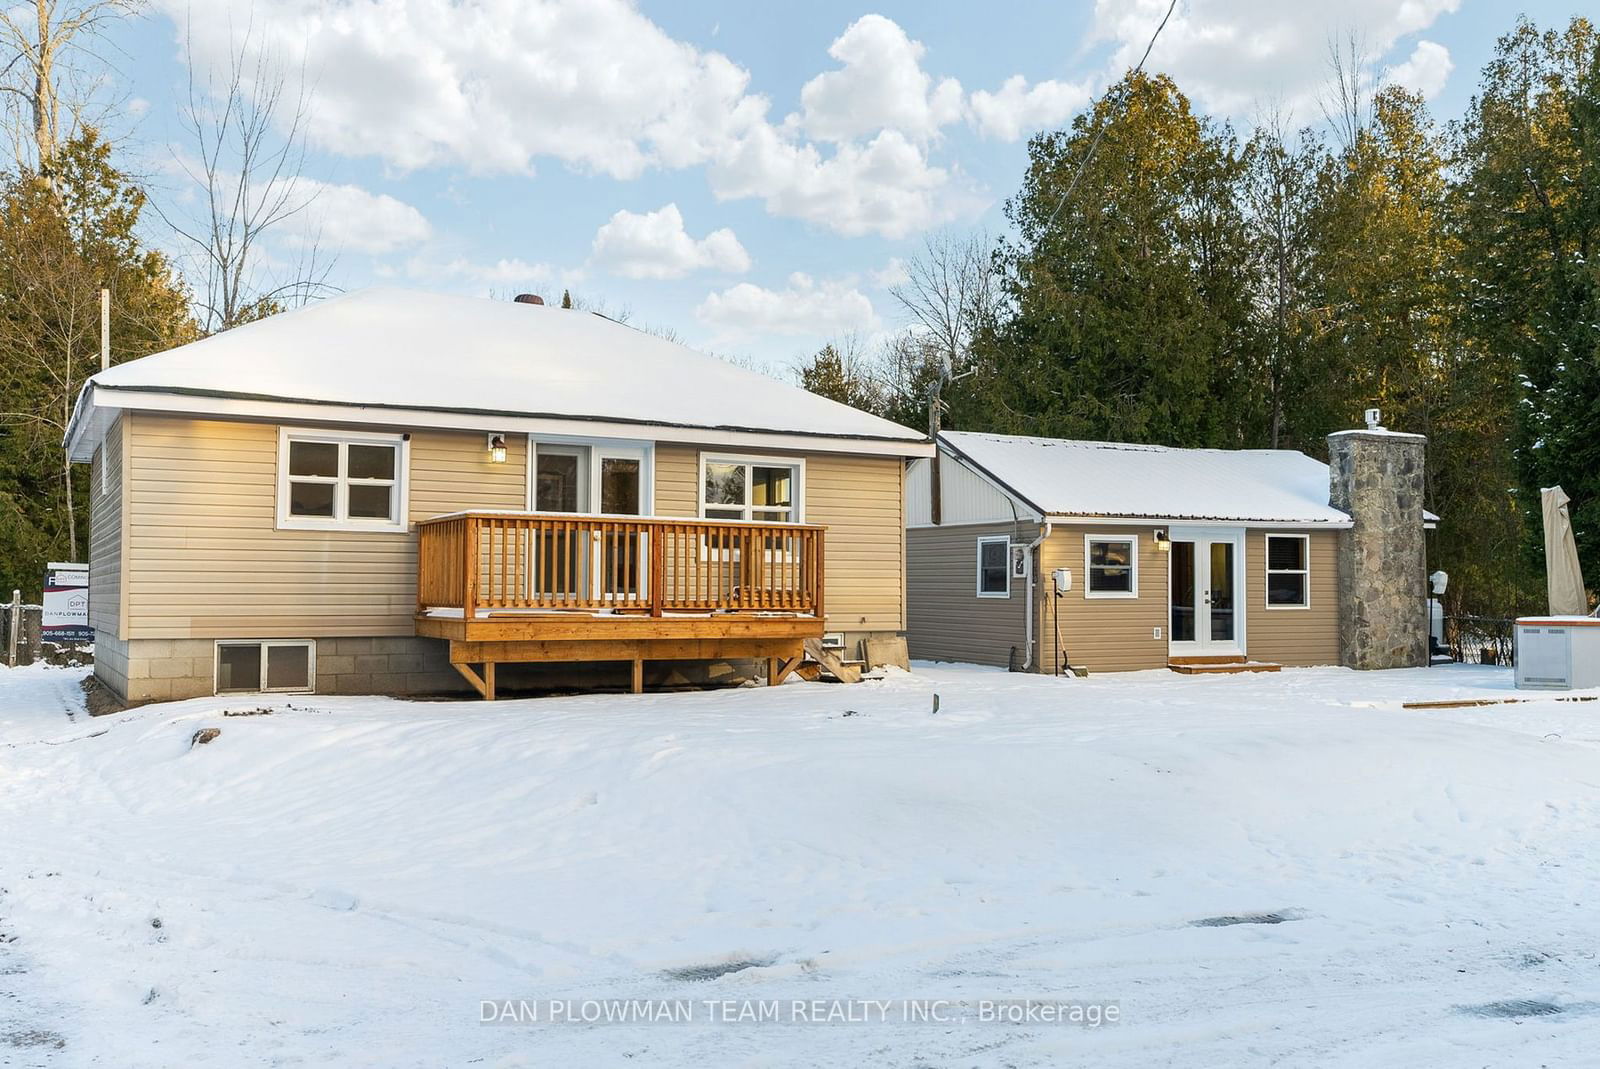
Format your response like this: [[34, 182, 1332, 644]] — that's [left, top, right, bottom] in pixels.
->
[[2, 661, 1598, 1066]]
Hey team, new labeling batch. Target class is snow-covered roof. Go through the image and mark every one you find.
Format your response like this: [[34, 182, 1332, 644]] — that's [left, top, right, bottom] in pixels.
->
[[941, 431, 1356, 525], [68, 288, 925, 457]]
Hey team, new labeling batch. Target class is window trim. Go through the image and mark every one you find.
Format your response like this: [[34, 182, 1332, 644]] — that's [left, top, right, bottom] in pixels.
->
[[276, 427, 409, 533], [213, 639, 316, 694], [1264, 533, 1311, 610], [96, 446, 109, 498], [976, 535, 1011, 598], [696, 452, 807, 524], [1083, 533, 1140, 600]]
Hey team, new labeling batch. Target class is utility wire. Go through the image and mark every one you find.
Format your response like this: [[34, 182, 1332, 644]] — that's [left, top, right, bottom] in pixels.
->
[[1041, 0, 1179, 232]]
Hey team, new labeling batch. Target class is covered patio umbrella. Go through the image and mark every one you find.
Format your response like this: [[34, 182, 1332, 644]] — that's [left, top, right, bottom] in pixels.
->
[[1541, 486, 1589, 616]]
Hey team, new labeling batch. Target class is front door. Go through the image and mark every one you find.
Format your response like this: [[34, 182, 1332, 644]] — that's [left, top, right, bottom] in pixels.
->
[[1168, 528, 1244, 657]]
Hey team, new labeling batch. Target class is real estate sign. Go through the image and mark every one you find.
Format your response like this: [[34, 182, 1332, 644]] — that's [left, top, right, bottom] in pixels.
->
[[42, 562, 92, 645]]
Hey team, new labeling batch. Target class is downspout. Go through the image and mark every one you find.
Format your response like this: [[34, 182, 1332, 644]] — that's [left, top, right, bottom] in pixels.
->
[[1021, 521, 1052, 671]]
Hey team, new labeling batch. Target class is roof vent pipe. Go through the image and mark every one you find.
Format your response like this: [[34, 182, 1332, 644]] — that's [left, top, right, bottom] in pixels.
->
[[514, 293, 545, 305]]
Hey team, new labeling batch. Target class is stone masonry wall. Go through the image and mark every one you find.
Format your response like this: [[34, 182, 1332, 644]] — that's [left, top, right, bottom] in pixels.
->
[[1328, 430, 1428, 670]]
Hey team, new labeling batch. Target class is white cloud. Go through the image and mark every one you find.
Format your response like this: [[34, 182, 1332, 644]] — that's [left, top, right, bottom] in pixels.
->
[[968, 75, 1092, 141], [871, 257, 910, 288], [1385, 40, 1453, 100], [590, 203, 750, 279], [286, 178, 433, 255], [798, 15, 964, 143], [695, 272, 878, 341], [709, 126, 980, 240], [1090, 0, 1461, 122], [161, 1, 985, 239], [392, 254, 584, 295]]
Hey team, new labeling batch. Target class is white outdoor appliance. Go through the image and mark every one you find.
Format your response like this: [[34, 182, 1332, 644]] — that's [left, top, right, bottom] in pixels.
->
[[1514, 618, 1600, 690]]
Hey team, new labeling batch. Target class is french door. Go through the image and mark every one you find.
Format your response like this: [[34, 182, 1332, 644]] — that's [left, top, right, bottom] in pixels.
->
[[530, 442, 647, 601], [1168, 528, 1245, 657]]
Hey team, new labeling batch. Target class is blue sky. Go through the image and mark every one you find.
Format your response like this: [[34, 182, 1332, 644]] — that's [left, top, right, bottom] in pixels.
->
[[103, 1, 1582, 372]]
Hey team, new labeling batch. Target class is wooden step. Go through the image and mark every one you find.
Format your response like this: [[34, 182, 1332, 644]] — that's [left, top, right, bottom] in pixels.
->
[[1169, 660, 1282, 675], [1168, 654, 1248, 666], [802, 638, 863, 684]]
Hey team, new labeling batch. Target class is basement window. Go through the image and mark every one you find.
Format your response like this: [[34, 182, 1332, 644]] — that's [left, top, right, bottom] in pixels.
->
[[277, 428, 408, 532], [215, 640, 316, 694], [977, 536, 1010, 597], [1266, 534, 1310, 608]]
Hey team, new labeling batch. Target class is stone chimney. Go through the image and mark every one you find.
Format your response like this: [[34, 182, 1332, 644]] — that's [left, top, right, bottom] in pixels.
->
[[1327, 421, 1428, 670]]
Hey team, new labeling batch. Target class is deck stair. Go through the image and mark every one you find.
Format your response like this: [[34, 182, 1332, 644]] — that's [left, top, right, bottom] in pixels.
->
[[801, 638, 864, 684], [1168, 655, 1282, 675]]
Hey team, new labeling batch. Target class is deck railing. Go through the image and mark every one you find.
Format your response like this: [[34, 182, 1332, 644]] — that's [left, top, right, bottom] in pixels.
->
[[417, 512, 825, 618]]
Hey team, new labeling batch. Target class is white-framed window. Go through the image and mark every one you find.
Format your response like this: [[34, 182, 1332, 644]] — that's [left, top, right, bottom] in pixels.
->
[[1084, 534, 1139, 598], [1265, 534, 1310, 608], [976, 536, 1010, 597], [214, 640, 316, 694], [277, 428, 408, 532], [699, 454, 804, 523]]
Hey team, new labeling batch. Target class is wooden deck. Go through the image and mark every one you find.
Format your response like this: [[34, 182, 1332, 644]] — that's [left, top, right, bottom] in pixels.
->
[[415, 511, 825, 697]]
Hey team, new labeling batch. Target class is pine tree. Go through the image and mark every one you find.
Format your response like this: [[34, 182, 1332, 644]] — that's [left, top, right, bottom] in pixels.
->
[[1452, 16, 1598, 603], [981, 72, 1260, 447], [796, 342, 886, 414], [0, 128, 196, 596]]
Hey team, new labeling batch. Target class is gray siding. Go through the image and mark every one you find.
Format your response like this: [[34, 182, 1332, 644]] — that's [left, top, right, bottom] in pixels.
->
[[907, 521, 1037, 667]]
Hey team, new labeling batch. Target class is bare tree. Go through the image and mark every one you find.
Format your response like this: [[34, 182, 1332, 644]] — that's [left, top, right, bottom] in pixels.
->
[[158, 19, 332, 333], [889, 229, 1000, 523], [1321, 30, 1376, 152], [0, 0, 142, 175]]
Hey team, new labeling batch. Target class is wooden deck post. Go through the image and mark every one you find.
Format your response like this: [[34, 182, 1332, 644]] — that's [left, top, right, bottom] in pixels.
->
[[631, 658, 644, 694], [463, 515, 481, 624], [648, 528, 665, 617]]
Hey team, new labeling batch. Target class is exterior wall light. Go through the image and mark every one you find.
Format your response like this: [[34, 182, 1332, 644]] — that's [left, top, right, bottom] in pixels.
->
[[486, 433, 508, 464], [1153, 528, 1171, 552]]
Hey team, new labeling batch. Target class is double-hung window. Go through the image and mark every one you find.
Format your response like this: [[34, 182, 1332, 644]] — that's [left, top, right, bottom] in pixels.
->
[[278, 429, 407, 531], [700, 455, 803, 523], [1265, 534, 1310, 608], [977, 536, 1010, 597], [1084, 535, 1138, 597]]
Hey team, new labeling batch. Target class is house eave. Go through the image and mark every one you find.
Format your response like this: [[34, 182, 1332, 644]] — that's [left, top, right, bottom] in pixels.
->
[[70, 385, 936, 460], [1040, 513, 1357, 530]]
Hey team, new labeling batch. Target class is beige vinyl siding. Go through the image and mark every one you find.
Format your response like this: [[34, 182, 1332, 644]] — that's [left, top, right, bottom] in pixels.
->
[[1245, 529, 1340, 666], [123, 413, 527, 639], [88, 414, 125, 638], [654, 444, 906, 633], [1036, 524, 1169, 673], [907, 521, 1036, 667]]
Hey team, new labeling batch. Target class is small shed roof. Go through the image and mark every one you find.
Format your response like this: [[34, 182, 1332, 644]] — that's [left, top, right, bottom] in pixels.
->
[[941, 431, 1357, 525]]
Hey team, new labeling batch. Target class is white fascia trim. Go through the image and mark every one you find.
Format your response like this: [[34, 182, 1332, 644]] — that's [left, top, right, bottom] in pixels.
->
[[82, 387, 934, 459], [1044, 513, 1353, 530]]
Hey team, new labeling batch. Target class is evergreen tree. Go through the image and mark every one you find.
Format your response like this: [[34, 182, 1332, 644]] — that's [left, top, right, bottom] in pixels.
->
[[980, 72, 1260, 446], [1451, 16, 1598, 603], [0, 128, 196, 596], [796, 341, 886, 414]]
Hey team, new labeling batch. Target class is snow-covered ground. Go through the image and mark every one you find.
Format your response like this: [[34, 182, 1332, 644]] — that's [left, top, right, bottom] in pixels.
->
[[3, 661, 1599, 1067]]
